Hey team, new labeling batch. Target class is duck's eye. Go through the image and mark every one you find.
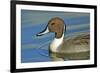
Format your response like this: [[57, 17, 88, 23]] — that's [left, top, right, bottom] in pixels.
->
[[51, 23, 55, 26]]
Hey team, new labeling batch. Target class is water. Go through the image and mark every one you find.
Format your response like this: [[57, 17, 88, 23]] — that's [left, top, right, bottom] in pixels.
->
[[21, 10, 90, 63]]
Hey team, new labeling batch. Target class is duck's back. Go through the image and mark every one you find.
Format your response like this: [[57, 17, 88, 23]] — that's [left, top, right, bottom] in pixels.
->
[[55, 34, 90, 60]]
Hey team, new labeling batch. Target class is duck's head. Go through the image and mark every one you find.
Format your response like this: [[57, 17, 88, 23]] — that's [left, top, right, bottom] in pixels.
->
[[37, 17, 66, 38]]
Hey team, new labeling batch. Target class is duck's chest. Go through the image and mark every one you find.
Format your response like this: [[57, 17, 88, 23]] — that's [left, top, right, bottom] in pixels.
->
[[50, 37, 64, 52]]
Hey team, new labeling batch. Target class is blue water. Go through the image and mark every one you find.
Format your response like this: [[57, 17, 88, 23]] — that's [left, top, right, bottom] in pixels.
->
[[21, 10, 90, 63]]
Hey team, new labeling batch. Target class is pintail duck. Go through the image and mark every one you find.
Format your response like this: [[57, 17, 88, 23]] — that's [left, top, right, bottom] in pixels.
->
[[37, 17, 90, 61]]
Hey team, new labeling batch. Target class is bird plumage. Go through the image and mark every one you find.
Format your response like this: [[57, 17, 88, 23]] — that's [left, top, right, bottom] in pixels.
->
[[37, 17, 90, 61]]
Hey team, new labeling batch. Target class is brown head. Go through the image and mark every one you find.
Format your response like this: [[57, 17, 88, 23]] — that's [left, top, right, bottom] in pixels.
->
[[37, 17, 66, 38]]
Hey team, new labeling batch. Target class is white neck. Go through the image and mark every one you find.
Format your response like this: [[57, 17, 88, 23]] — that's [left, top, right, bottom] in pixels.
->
[[50, 34, 64, 52]]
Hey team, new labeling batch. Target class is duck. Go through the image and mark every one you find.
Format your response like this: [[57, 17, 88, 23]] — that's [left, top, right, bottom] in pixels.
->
[[37, 17, 90, 61]]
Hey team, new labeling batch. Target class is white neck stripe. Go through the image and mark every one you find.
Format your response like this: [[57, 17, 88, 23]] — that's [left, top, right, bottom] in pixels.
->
[[50, 34, 64, 52]]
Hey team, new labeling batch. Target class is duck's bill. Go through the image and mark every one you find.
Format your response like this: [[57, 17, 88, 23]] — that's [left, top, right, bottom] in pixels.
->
[[36, 27, 49, 36]]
